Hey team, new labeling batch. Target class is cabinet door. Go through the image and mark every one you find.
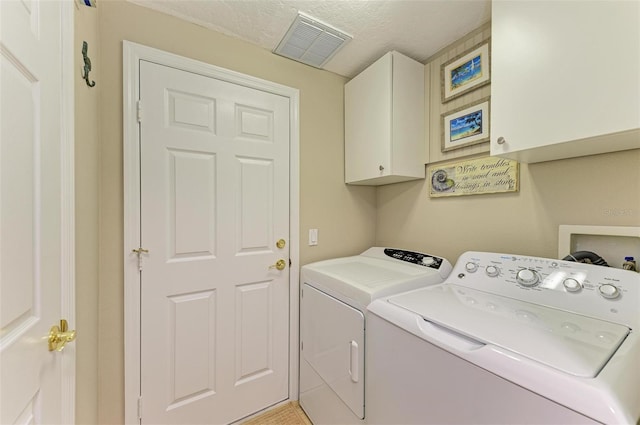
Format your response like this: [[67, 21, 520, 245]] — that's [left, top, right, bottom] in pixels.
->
[[345, 53, 392, 183], [491, 1, 640, 162], [391, 53, 425, 178]]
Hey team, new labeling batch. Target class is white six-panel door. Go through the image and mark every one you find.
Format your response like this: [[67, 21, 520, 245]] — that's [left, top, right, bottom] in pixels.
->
[[1, 1, 74, 423], [138, 60, 290, 424]]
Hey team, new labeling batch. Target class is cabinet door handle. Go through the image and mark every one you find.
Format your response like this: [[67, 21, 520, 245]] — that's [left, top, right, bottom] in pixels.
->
[[497, 136, 506, 145], [379, 165, 384, 171]]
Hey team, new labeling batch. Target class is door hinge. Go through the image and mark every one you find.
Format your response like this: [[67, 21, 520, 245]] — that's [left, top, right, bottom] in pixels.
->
[[137, 100, 143, 122], [137, 396, 143, 420], [301, 340, 304, 351]]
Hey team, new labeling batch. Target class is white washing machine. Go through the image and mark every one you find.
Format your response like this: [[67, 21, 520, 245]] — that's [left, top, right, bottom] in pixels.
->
[[367, 251, 640, 424], [299, 247, 452, 425]]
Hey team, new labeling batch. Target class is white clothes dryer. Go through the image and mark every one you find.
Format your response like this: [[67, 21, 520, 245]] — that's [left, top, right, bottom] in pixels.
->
[[367, 251, 640, 424], [299, 247, 452, 425]]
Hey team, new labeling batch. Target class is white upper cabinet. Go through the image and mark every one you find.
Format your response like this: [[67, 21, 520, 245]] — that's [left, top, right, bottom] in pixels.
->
[[491, 1, 640, 163], [345, 51, 425, 185]]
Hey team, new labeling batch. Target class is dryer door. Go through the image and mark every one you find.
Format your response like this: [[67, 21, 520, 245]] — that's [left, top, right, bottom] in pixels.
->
[[301, 284, 365, 418]]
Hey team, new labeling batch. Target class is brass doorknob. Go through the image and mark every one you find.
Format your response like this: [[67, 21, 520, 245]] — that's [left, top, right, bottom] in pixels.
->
[[48, 319, 76, 352], [269, 259, 286, 271]]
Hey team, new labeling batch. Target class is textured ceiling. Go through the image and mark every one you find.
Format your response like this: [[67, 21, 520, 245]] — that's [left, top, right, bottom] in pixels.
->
[[127, 0, 491, 78]]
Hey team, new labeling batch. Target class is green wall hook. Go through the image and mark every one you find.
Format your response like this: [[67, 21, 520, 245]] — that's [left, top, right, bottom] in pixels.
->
[[82, 41, 96, 87]]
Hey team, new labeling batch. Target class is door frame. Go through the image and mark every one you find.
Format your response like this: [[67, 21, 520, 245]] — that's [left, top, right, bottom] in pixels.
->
[[122, 41, 300, 425]]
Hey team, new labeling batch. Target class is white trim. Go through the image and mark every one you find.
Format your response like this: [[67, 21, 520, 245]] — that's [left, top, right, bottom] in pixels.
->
[[122, 41, 301, 424], [122, 41, 142, 425], [60, 1, 76, 423], [288, 85, 301, 402]]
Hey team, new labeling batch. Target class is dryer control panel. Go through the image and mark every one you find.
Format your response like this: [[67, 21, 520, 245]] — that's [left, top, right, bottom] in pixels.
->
[[450, 251, 640, 328], [383, 248, 444, 269]]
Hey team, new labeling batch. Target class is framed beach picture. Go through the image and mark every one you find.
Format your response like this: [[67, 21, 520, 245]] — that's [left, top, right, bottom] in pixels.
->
[[441, 97, 490, 152], [441, 41, 490, 103]]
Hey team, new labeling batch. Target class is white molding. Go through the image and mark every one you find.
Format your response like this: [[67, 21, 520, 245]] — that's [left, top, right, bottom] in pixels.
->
[[122, 41, 143, 425], [122, 41, 301, 424], [60, 1, 76, 423], [288, 86, 301, 402]]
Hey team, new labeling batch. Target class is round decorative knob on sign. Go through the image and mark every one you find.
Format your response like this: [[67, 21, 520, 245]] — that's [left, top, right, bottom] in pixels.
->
[[465, 262, 478, 273], [562, 278, 582, 292], [598, 284, 620, 299], [516, 269, 539, 287], [485, 265, 500, 277]]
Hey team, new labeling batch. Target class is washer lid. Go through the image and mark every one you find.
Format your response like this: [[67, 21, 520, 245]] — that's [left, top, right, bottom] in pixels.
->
[[387, 284, 630, 378]]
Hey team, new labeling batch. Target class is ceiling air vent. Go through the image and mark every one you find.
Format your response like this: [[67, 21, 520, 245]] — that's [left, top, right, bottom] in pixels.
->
[[273, 12, 352, 69]]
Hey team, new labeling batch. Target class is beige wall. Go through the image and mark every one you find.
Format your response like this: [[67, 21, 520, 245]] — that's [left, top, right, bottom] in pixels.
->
[[377, 27, 640, 264], [376, 149, 640, 264], [80, 3, 639, 423], [96, 2, 375, 423], [75, 4, 100, 424]]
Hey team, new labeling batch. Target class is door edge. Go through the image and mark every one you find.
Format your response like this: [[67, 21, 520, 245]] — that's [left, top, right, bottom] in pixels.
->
[[61, 2, 77, 423]]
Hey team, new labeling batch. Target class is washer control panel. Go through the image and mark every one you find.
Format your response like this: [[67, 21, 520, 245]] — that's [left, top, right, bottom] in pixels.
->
[[384, 248, 445, 269], [452, 251, 640, 327]]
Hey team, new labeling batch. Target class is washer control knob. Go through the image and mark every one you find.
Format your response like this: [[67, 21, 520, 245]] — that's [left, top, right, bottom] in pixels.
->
[[562, 278, 582, 292], [598, 284, 620, 299], [465, 262, 478, 273], [421, 256, 435, 266], [485, 265, 500, 277], [516, 269, 539, 287]]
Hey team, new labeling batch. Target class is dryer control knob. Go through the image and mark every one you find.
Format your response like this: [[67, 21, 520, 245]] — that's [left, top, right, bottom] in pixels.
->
[[516, 269, 539, 287], [598, 284, 620, 299], [563, 278, 582, 292], [421, 256, 435, 266], [485, 266, 500, 277], [465, 262, 478, 273]]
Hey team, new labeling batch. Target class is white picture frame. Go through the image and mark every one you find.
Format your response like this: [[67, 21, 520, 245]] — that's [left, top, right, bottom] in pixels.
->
[[441, 41, 491, 102], [441, 97, 490, 152]]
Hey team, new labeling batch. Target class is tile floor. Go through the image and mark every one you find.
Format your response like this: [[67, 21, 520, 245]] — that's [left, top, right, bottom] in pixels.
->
[[241, 401, 312, 425]]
